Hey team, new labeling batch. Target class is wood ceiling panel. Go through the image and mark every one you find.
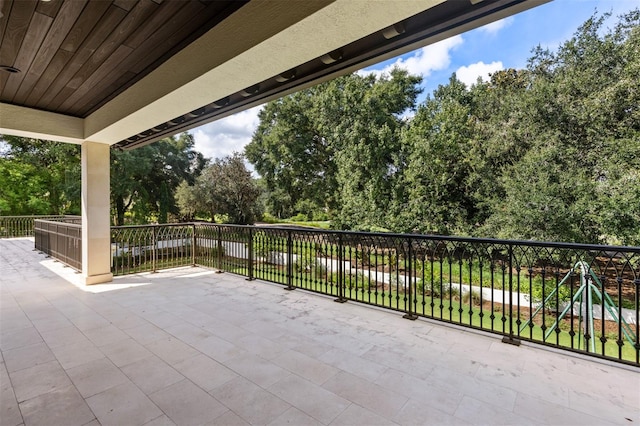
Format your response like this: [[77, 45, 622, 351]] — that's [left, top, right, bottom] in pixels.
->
[[37, 5, 128, 109], [1, 0, 247, 118], [0, 0, 36, 94], [128, 0, 208, 75], [35, 0, 63, 18], [61, 44, 134, 113], [24, 48, 73, 105], [2, 11, 52, 101], [60, 0, 112, 53], [123, 0, 185, 49], [11, 0, 87, 105]]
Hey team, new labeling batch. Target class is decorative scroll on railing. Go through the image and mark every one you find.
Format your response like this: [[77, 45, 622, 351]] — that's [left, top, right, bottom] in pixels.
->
[[111, 223, 194, 276]]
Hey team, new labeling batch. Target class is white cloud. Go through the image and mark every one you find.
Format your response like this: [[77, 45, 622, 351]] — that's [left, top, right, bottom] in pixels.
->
[[190, 106, 262, 161], [359, 35, 463, 79], [455, 61, 504, 87], [478, 17, 514, 35]]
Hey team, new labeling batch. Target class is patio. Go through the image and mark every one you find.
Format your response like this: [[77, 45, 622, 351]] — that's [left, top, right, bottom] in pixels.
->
[[1, 238, 638, 426]]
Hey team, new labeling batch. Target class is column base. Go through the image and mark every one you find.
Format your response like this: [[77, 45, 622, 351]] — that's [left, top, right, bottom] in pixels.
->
[[83, 272, 114, 285]]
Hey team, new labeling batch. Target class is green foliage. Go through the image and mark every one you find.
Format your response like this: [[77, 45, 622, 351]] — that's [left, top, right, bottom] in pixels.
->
[[246, 69, 422, 229], [247, 9, 640, 245], [177, 153, 262, 224], [0, 137, 80, 215], [111, 133, 205, 225]]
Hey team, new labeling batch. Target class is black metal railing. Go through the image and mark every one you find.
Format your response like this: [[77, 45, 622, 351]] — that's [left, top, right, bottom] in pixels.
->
[[107, 222, 640, 366], [34, 219, 82, 271], [0, 215, 80, 237], [111, 223, 195, 275], [10, 216, 638, 367], [196, 224, 640, 367]]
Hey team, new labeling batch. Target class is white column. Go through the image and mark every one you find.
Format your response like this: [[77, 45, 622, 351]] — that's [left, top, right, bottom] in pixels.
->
[[81, 141, 113, 284]]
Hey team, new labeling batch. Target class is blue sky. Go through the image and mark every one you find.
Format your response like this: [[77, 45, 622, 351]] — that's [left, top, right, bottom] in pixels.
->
[[191, 0, 640, 161]]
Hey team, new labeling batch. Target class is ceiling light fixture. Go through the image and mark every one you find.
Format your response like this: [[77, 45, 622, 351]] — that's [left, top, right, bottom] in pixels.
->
[[0, 65, 21, 73], [320, 49, 343, 65]]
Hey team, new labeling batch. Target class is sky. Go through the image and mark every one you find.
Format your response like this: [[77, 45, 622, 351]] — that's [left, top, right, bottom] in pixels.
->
[[190, 0, 640, 161]]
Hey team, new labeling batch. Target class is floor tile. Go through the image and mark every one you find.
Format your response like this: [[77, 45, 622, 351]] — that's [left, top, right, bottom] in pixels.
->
[[271, 348, 339, 385], [374, 368, 463, 415], [191, 335, 246, 363], [268, 407, 323, 426], [49, 341, 105, 370], [453, 395, 536, 425], [149, 379, 228, 426], [143, 415, 177, 426], [268, 374, 350, 425], [144, 336, 199, 365], [224, 353, 290, 388], [318, 347, 389, 382], [0, 362, 23, 426], [513, 392, 618, 425], [100, 337, 153, 367], [9, 360, 72, 403], [322, 371, 408, 419], [86, 381, 163, 426], [330, 403, 398, 426], [123, 322, 171, 345], [121, 355, 184, 394], [211, 376, 291, 425], [66, 357, 129, 398], [2, 342, 55, 373], [393, 399, 469, 426], [82, 325, 129, 347], [19, 385, 95, 426], [207, 410, 250, 426], [172, 354, 238, 392], [0, 327, 43, 351]]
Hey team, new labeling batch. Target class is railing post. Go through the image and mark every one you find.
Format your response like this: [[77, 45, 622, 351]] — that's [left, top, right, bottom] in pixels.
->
[[335, 233, 347, 303], [403, 238, 417, 320], [152, 225, 157, 273], [285, 229, 294, 290], [216, 225, 223, 272], [191, 224, 196, 266], [247, 227, 254, 281], [502, 243, 520, 346]]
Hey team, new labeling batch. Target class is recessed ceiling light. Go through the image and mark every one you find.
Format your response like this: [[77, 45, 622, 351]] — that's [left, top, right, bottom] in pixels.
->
[[0, 65, 21, 73]]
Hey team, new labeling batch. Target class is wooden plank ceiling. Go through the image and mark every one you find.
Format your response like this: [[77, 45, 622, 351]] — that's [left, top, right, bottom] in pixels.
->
[[0, 0, 247, 118]]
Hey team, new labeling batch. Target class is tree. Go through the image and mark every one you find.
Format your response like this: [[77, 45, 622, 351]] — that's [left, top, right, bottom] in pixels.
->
[[246, 69, 422, 227], [481, 10, 640, 243], [0, 136, 80, 215], [111, 133, 205, 225], [178, 153, 262, 224], [390, 76, 476, 235]]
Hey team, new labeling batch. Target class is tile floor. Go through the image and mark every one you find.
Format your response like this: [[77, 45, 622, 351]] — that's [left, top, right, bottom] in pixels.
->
[[1, 238, 639, 426]]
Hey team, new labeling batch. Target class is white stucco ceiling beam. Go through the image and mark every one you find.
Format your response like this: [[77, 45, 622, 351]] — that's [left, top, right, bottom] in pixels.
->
[[84, 0, 445, 144], [0, 103, 84, 144]]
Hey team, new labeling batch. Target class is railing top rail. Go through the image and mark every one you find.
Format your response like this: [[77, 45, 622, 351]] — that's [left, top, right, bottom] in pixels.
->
[[111, 223, 195, 230], [1, 214, 68, 219], [190, 223, 640, 253], [34, 219, 82, 228]]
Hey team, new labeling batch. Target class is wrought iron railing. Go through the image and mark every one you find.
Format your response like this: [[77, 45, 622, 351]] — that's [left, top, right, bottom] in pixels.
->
[[8, 216, 639, 366], [0, 215, 80, 237], [34, 219, 82, 271], [193, 224, 640, 367], [111, 224, 195, 275]]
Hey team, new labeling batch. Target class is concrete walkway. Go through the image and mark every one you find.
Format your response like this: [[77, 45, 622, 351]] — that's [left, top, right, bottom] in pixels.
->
[[1, 238, 638, 426]]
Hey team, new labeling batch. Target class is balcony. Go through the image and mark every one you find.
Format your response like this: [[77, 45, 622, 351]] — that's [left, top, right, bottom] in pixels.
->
[[1, 237, 638, 425]]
